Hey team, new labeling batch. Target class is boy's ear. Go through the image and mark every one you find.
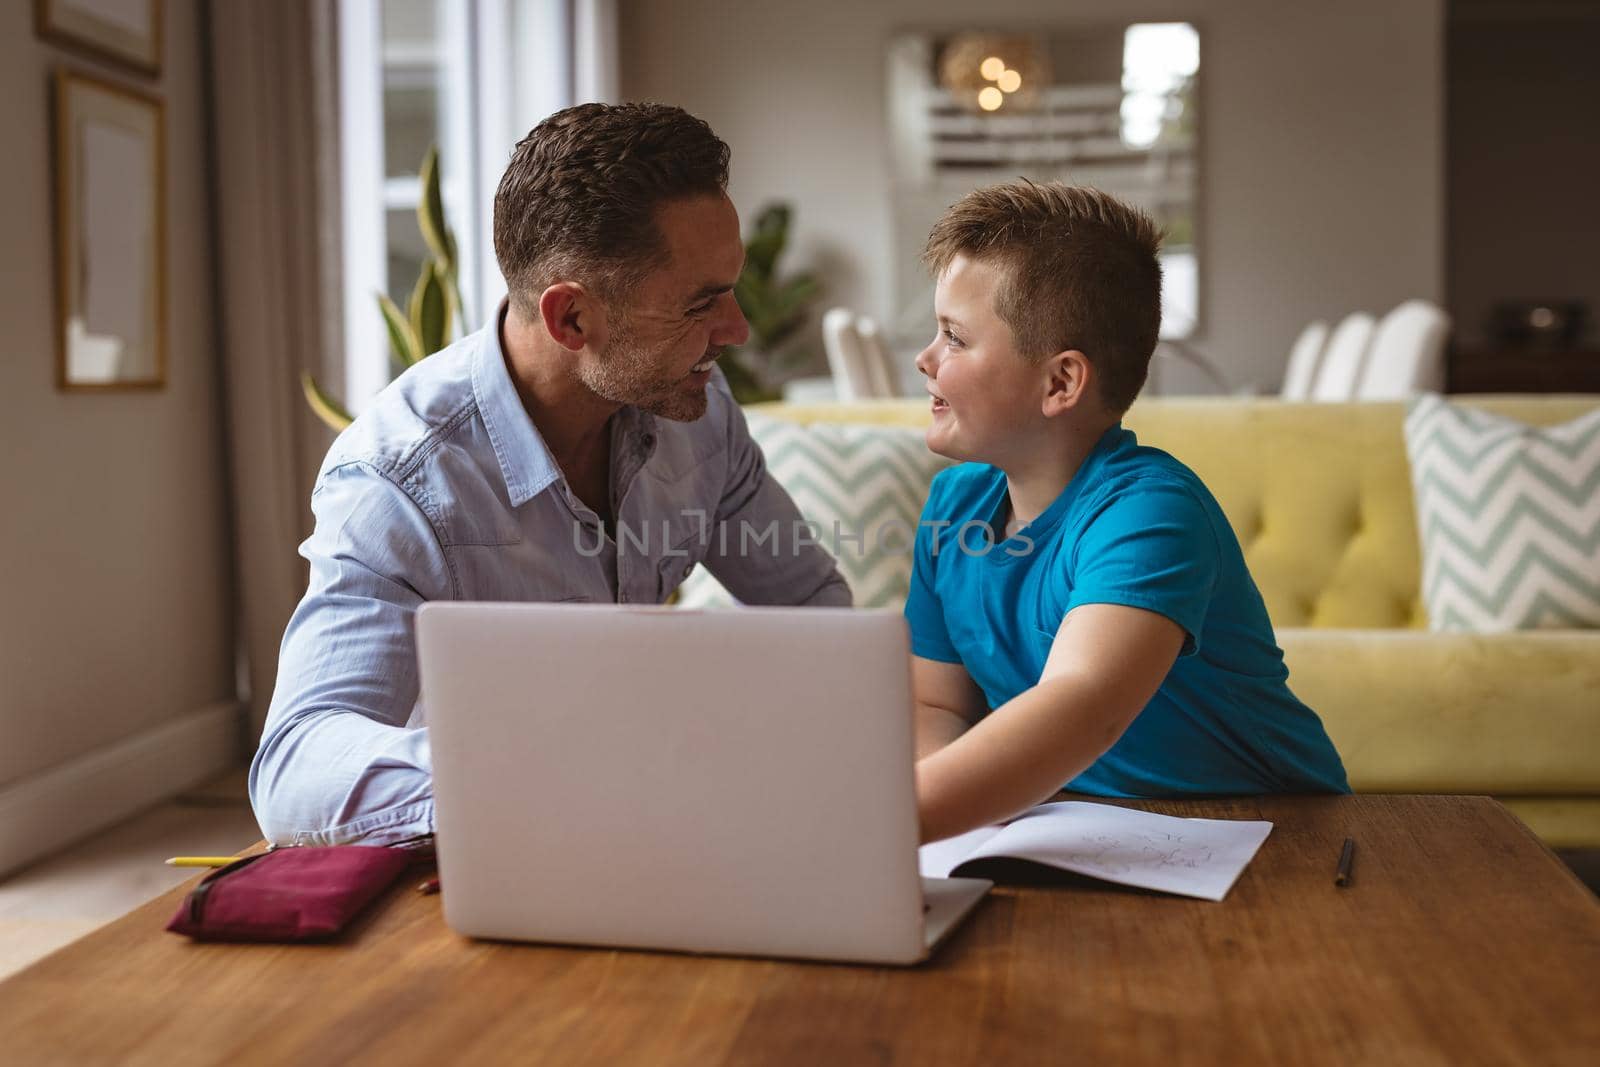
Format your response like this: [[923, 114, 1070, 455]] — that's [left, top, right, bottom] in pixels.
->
[[537, 282, 598, 352], [1041, 349, 1094, 417]]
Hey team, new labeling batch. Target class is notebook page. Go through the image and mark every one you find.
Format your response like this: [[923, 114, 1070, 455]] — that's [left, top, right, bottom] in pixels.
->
[[918, 824, 1005, 878], [921, 801, 1273, 901]]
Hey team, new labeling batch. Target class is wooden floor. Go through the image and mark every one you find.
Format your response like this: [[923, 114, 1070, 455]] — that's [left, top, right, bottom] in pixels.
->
[[0, 767, 260, 979]]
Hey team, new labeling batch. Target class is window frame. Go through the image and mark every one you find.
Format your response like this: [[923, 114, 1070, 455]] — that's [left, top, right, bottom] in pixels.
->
[[336, 0, 586, 414]]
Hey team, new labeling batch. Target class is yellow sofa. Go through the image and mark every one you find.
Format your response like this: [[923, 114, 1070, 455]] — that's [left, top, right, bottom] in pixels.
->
[[751, 396, 1600, 849]]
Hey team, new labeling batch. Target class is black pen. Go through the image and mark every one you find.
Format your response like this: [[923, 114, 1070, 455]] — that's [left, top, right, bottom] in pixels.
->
[[1334, 837, 1356, 887]]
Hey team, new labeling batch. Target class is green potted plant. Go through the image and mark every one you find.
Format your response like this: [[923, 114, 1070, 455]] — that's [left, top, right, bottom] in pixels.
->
[[722, 203, 821, 404], [303, 145, 464, 431]]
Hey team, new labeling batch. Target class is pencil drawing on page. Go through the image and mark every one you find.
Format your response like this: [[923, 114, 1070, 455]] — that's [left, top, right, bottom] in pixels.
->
[[1079, 832, 1217, 876]]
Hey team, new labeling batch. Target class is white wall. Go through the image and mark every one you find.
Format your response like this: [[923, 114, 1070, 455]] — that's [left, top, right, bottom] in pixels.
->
[[0, 1, 236, 843], [620, 0, 1444, 395]]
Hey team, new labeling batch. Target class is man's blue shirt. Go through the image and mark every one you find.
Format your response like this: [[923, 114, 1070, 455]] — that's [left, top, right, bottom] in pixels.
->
[[904, 424, 1349, 797], [250, 309, 850, 846]]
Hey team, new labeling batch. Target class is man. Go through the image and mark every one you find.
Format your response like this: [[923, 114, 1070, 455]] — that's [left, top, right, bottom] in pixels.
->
[[251, 103, 850, 846]]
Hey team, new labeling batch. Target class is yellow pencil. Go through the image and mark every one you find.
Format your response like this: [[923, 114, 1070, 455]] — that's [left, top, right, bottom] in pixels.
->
[[164, 857, 239, 868]]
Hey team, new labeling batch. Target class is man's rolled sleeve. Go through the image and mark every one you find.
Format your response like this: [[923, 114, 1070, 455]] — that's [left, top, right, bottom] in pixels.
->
[[249, 461, 450, 845]]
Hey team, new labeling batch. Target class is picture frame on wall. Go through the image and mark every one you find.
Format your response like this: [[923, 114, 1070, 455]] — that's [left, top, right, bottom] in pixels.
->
[[36, 0, 163, 78], [52, 69, 167, 392]]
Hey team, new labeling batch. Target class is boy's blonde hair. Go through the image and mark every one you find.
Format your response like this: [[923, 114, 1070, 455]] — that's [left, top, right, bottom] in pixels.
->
[[923, 181, 1163, 413]]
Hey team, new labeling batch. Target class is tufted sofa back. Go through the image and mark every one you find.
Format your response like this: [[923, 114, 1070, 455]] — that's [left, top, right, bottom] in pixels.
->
[[751, 396, 1598, 631]]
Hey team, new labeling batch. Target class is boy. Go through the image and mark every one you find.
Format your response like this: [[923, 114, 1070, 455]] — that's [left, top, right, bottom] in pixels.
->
[[907, 181, 1348, 844]]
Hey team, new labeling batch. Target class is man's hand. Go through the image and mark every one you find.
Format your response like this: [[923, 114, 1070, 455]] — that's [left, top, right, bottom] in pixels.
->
[[914, 603, 1186, 843]]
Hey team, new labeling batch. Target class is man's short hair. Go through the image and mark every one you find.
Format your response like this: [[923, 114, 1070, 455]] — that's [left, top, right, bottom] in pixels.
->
[[493, 102, 731, 310], [923, 181, 1164, 413]]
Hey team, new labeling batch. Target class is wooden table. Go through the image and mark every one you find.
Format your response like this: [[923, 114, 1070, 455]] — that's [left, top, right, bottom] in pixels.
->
[[2, 796, 1596, 1066]]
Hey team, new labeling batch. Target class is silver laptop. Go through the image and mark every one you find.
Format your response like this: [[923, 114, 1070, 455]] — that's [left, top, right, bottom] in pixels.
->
[[416, 602, 990, 965]]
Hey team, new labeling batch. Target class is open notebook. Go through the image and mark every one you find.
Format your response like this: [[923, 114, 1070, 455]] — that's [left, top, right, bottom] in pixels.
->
[[918, 801, 1273, 902]]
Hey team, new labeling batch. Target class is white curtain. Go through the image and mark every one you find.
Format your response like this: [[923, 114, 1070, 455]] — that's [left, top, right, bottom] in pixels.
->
[[205, 0, 344, 740], [204, 0, 619, 741], [574, 0, 620, 104]]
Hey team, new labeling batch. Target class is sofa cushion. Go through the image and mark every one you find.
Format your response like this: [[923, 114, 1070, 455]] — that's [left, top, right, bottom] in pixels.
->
[[678, 413, 952, 608], [1277, 628, 1600, 795], [1404, 394, 1600, 631], [753, 396, 1600, 630]]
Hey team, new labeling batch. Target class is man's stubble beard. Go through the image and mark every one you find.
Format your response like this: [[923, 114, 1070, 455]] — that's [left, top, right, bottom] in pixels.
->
[[578, 309, 710, 423]]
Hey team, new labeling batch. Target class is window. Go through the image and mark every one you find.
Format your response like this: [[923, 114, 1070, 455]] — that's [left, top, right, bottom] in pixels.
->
[[886, 23, 1200, 342], [338, 0, 611, 413]]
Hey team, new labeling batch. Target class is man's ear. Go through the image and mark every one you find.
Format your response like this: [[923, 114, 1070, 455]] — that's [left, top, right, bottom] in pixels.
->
[[537, 282, 595, 352], [1041, 349, 1093, 417]]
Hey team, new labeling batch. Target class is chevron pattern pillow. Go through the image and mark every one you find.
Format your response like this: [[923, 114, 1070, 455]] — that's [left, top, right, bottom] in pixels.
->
[[677, 413, 951, 609], [1404, 394, 1600, 631]]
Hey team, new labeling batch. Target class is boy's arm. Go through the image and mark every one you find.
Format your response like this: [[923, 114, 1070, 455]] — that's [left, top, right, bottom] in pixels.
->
[[915, 602, 1185, 843], [912, 656, 987, 759]]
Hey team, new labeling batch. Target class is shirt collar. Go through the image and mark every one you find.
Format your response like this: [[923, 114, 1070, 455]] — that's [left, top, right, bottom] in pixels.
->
[[469, 300, 661, 509], [471, 301, 561, 508], [1050, 421, 1129, 516], [1068, 421, 1129, 500]]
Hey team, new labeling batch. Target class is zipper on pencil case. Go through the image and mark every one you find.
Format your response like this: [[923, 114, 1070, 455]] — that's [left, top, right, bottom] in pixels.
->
[[267, 832, 435, 854], [186, 852, 272, 927]]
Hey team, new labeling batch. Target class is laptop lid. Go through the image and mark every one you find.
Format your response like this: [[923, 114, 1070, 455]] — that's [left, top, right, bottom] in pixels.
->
[[417, 603, 934, 964]]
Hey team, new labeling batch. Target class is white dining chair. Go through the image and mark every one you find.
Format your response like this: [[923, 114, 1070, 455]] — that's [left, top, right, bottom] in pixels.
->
[[1356, 300, 1450, 400], [1309, 312, 1377, 402], [822, 307, 896, 400], [1281, 320, 1329, 400], [855, 315, 901, 398]]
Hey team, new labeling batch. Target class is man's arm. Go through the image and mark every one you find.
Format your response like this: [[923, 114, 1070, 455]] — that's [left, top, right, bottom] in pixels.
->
[[248, 462, 448, 846], [699, 381, 851, 606], [914, 603, 1186, 843]]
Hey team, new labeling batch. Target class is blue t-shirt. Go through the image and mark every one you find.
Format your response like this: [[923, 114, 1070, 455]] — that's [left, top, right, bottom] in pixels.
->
[[904, 424, 1349, 796]]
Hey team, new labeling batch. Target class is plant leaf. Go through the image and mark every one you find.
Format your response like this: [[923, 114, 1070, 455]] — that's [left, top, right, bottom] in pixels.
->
[[301, 371, 354, 431], [725, 200, 820, 392], [766, 277, 820, 327], [441, 227, 466, 326], [378, 292, 424, 367], [775, 274, 820, 306], [733, 271, 763, 315], [408, 261, 450, 357], [742, 204, 790, 279], [717, 352, 780, 404], [417, 146, 453, 271], [443, 225, 459, 278]]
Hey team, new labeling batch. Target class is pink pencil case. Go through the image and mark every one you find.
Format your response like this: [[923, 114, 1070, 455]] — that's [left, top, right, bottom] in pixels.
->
[[165, 846, 414, 942]]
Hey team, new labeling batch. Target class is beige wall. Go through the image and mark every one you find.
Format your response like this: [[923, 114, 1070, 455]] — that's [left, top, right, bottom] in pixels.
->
[[0, 1, 234, 787], [620, 0, 1445, 394]]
